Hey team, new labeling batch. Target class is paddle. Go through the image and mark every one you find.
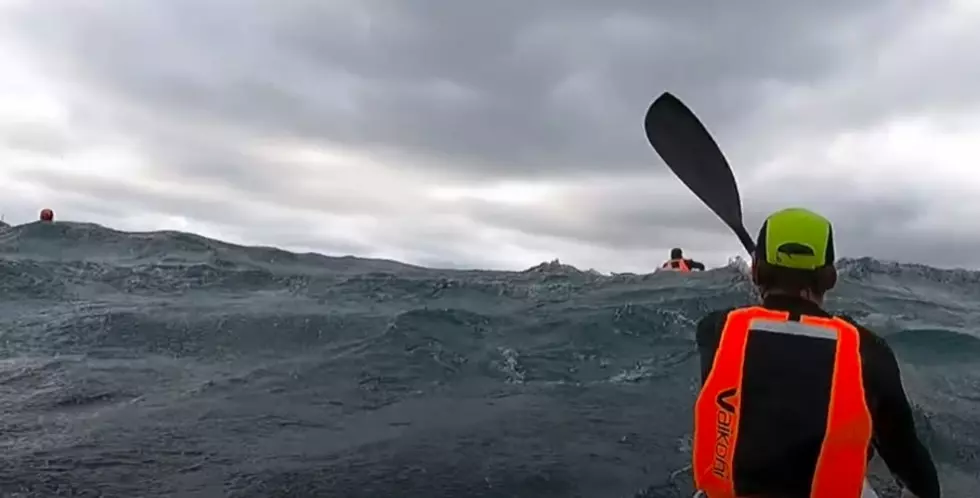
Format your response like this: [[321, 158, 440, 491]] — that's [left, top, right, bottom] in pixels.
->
[[643, 92, 756, 255]]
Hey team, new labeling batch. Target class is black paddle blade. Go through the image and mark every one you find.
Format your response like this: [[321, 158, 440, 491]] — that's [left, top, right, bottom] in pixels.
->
[[644, 92, 756, 254]]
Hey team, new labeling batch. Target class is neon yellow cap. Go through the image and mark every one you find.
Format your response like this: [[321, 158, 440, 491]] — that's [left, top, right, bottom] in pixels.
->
[[755, 208, 835, 270]]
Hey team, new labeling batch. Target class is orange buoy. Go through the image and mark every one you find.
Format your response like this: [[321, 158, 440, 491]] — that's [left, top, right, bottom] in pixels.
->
[[39, 208, 54, 222]]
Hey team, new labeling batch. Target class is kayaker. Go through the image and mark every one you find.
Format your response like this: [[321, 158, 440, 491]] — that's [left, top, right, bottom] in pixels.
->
[[690, 208, 940, 498], [661, 248, 706, 272]]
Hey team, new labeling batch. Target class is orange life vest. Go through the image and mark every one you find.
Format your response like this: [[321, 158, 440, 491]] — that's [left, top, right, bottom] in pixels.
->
[[662, 258, 691, 272], [692, 306, 873, 497]]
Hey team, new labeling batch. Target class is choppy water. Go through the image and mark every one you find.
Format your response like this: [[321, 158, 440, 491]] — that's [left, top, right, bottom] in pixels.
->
[[0, 221, 976, 498]]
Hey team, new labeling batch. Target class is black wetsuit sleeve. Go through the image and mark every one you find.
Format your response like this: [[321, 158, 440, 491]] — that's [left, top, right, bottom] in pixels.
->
[[853, 322, 941, 498], [695, 310, 727, 385], [686, 259, 706, 271]]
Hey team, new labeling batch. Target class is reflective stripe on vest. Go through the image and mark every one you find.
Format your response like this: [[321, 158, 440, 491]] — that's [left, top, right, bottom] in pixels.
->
[[692, 306, 873, 498], [662, 258, 691, 272]]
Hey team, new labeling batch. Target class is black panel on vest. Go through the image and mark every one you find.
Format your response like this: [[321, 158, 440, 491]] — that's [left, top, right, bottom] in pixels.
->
[[733, 329, 837, 496]]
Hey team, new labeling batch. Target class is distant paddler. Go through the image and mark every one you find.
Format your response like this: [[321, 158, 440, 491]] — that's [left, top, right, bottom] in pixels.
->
[[659, 247, 705, 272]]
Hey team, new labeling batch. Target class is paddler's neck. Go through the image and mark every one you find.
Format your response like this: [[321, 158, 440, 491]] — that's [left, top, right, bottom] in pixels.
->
[[760, 288, 825, 307]]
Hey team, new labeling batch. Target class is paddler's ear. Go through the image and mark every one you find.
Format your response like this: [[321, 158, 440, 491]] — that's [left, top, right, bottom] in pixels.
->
[[815, 264, 837, 293]]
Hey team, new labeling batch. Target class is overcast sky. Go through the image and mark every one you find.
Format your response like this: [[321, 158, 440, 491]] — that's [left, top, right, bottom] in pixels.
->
[[1, 0, 979, 272]]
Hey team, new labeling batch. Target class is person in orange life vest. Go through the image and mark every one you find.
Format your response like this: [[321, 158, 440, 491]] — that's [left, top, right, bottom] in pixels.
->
[[662, 247, 705, 272], [691, 208, 940, 498]]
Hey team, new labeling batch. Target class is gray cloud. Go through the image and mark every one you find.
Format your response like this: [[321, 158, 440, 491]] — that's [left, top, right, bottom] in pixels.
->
[[5, 0, 935, 177], [0, 0, 977, 271]]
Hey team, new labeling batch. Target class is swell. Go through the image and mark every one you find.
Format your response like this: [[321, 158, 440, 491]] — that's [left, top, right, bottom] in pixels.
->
[[0, 222, 976, 496]]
